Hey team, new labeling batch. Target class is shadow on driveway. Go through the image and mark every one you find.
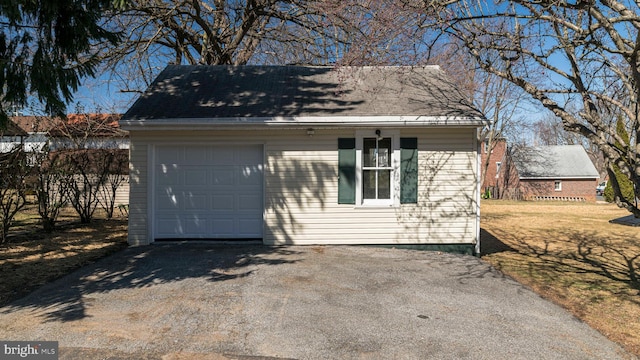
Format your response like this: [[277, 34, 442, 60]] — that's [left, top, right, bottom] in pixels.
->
[[0, 244, 633, 359], [2, 243, 301, 323]]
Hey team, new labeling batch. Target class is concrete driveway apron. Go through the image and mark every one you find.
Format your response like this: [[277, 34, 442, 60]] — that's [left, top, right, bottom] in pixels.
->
[[0, 244, 634, 359]]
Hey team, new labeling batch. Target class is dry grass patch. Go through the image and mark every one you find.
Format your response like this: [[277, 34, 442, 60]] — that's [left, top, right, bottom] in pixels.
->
[[481, 200, 640, 356], [0, 207, 128, 306]]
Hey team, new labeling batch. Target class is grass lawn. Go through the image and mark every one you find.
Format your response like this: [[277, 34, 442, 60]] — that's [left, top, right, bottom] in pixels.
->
[[0, 206, 128, 306], [481, 200, 640, 356]]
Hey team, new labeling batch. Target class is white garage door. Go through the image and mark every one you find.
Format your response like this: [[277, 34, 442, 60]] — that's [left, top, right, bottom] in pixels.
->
[[153, 144, 263, 239]]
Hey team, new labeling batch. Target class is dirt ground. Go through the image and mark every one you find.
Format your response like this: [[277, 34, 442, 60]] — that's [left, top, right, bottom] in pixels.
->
[[481, 200, 640, 357], [0, 208, 128, 306]]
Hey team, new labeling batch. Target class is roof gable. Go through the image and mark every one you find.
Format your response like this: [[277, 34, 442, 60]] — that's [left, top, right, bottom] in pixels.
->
[[122, 65, 486, 126], [1, 119, 28, 136], [512, 145, 600, 179]]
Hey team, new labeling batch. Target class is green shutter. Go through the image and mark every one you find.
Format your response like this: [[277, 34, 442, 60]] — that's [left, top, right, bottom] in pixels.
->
[[400, 138, 418, 204], [338, 138, 356, 204]]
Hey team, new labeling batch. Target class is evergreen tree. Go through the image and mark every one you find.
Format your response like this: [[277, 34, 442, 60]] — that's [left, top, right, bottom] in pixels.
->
[[0, 0, 122, 126], [604, 117, 635, 204]]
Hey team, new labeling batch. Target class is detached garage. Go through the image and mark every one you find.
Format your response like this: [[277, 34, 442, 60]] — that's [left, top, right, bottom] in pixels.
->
[[153, 144, 263, 239], [121, 65, 487, 254]]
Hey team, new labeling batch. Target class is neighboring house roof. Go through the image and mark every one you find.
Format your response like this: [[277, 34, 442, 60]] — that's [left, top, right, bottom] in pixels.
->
[[122, 65, 487, 128], [11, 116, 54, 133], [512, 145, 600, 179], [0, 120, 27, 136], [48, 113, 126, 138], [11, 114, 126, 138]]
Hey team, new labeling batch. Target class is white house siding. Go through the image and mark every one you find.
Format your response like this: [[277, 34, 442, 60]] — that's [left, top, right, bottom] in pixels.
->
[[127, 128, 478, 246], [128, 139, 148, 245], [263, 128, 477, 245], [0, 136, 22, 152], [96, 179, 129, 208]]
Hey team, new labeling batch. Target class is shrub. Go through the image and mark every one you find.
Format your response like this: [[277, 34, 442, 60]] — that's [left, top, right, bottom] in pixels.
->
[[604, 166, 635, 204]]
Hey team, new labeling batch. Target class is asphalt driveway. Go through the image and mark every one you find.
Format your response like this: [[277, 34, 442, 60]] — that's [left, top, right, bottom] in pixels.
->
[[0, 244, 634, 359]]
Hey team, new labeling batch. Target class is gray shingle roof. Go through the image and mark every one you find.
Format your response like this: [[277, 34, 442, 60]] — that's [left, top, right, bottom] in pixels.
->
[[122, 65, 485, 126], [512, 145, 600, 179]]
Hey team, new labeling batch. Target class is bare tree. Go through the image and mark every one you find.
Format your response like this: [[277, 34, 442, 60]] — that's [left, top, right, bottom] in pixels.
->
[[476, 70, 528, 188], [432, 0, 640, 216], [49, 114, 128, 223], [0, 146, 29, 243], [98, 0, 338, 93], [96, 0, 439, 94], [30, 146, 72, 232], [97, 149, 129, 219]]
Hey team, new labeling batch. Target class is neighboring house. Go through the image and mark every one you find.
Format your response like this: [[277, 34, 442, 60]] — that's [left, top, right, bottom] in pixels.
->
[[11, 116, 51, 153], [12, 114, 130, 151], [0, 120, 27, 152], [508, 145, 600, 202], [480, 138, 508, 198], [121, 65, 488, 253], [47, 113, 129, 150], [9, 114, 130, 207]]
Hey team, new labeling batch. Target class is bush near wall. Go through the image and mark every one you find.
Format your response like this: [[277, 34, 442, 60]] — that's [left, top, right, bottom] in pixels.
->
[[604, 166, 635, 204]]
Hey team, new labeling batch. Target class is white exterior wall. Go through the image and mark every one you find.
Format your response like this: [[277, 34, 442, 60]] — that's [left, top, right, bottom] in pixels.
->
[[96, 178, 130, 208], [0, 136, 23, 152], [128, 139, 148, 245], [127, 128, 478, 246]]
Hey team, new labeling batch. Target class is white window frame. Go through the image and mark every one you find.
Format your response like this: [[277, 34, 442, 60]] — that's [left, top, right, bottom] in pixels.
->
[[355, 129, 400, 207], [495, 162, 502, 178], [554, 180, 562, 191]]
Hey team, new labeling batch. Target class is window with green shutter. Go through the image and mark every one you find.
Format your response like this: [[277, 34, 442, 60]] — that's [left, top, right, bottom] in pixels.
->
[[338, 138, 356, 204], [400, 137, 418, 204], [338, 132, 418, 206]]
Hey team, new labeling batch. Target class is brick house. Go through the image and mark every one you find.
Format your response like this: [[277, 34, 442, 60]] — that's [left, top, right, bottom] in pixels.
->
[[481, 141, 600, 201], [480, 138, 509, 198], [511, 145, 600, 201]]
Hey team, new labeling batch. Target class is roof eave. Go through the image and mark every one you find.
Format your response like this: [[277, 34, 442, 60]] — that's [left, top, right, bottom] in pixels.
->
[[120, 115, 489, 131]]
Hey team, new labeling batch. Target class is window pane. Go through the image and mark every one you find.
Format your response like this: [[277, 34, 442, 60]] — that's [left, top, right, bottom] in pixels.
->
[[378, 170, 391, 199], [378, 138, 391, 166], [363, 170, 376, 199], [363, 138, 376, 167]]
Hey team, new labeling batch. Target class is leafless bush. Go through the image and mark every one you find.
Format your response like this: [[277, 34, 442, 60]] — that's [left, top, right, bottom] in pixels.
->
[[0, 147, 29, 242]]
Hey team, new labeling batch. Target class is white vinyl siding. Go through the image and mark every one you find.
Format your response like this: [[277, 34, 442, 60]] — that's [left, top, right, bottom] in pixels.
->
[[127, 140, 148, 245], [264, 128, 476, 245], [127, 127, 478, 246]]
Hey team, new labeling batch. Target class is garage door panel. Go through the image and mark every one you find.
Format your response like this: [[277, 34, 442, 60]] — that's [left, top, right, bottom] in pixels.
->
[[212, 148, 236, 165], [156, 146, 181, 162], [156, 167, 180, 185], [184, 217, 208, 235], [184, 146, 209, 164], [156, 192, 179, 210], [212, 193, 234, 210], [212, 219, 234, 235], [154, 145, 263, 239], [238, 147, 263, 163], [239, 166, 263, 185], [239, 193, 262, 210], [238, 219, 262, 237], [184, 168, 209, 186], [212, 167, 235, 185], [156, 217, 184, 236], [183, 192, 208, 210]]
